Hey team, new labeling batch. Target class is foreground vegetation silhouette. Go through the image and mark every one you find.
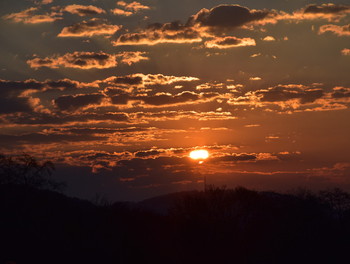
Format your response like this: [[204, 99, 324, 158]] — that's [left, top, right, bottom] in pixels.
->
[[1, 154, 350, 264]]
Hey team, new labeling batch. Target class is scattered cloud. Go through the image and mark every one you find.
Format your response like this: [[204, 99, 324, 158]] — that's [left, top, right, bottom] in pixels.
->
[[113, 21, 202, 46], [187, 4, 275, 29], [112, 1, 150, 16], [116, 51, 149, 65], [62, 5, 106, 16], [341, 48, 350, 55], [27, 51, 148, 69], [111, 8, 133, 16], [58, 18, 121, 37], [249, 77, 262, 81], [319, 24, 350, 36], [117, 1, 150, 12], [204, 36, 256, 49], [262, 36, 276, 41], [2, 7, 62, 24], [54, 93, 105, 111]]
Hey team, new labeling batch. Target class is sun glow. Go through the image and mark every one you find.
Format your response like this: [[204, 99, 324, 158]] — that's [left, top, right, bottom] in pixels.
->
[[189, 149, 209, 161]]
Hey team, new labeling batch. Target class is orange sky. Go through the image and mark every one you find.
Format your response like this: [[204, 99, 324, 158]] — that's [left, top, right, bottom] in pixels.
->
[[0, 0, 349, 200]]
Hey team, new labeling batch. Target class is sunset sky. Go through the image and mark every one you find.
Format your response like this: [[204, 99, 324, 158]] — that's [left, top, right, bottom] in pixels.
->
[[0, 0, 349, 201]]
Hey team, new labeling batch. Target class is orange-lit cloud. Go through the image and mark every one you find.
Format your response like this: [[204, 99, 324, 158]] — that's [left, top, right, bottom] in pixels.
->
[[262, 36, 276, 41], [341, 48, 350, 55], [276, 3, 350, 23], [2, 7, 62, 24], [27, 51, 148, 69], [113, 22, 202, 46], [117, 1, 150, 12], [111, 8, 133, 16], [62, 4, 106, 16], [204, 36, 256, 49], [58, 18, 121, 37], [28, 52, 118, 69], [111, 1, 150, 16], [112, 3, 350, 48], [319, 24, 350, 36], [116, 51, 149, 65]]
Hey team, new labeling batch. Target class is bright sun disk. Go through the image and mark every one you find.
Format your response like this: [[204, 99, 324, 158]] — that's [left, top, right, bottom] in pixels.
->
[[189, 149, 209, 160]]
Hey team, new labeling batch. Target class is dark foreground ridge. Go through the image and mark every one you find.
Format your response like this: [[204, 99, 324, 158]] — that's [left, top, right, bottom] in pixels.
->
[[1, 184, 350, 264]]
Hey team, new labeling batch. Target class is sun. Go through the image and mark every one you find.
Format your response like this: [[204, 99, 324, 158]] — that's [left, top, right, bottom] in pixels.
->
[[189, 149, 209, 161]]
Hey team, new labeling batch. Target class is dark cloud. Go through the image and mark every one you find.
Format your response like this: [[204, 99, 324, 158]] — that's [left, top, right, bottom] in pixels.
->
[[110, 94, 130, 105], [188, 4, 272, 29], [331, 87, 350, 98], [54, 94, 105, 111], [0, 97, 33, 114], [114, 76, 143, 85], [113, 21, 202, 46], [135, 149, 162, 158], [256, 85, 324, 104], [0, 133, 105, 145], [0, 79, 44, 91], [211, 153, 257, 162], [303, 4, 350, 14], [138, 91, 200, 106]]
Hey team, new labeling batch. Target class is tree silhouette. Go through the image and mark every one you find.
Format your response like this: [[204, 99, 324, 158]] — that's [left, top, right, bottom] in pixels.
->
[[0, 153, 65, 191]]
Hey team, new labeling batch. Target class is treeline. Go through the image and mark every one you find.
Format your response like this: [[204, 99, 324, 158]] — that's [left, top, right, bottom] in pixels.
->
[[1, 154, 350, 264]]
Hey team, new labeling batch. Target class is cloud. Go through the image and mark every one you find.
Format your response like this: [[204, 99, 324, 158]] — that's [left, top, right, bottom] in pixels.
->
[[135, 149, 162, 158], [227, 83, 350, 113], [27, 51, 148, 69], [113, 21, 202, 46], [27, 52, 118, 69], [117, 1, 150, 12], [188, 4, 274, 29], [262, 36, 276, 41], [116, 51, 149, 65], [109, 91, 217, 107], [62, 5, 106, 16], [0, 97, 33, 114], [211, 153, 257, 162], [104, 73, 199, 87], [287, 3, 350, 22], [249, 77, 262, 81], [341, 48, 350, 55], [58, 18, 121, 37], [303, 3, 350, 15], [54, 94, 105, 111], [40, 0, 53, 4], [111, 1, 150, 16], [111, 8, 133, 16], [2, 7, 62, 24], [0, 79, 48, 114], [319, 24, 350, 36], [136, 91, 201, 106], [204, 36, 256, 49], [256, 85, 324, 103], [331, 87, 350, 98]]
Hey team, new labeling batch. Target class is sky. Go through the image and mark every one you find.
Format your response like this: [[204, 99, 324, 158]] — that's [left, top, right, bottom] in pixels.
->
[[0, 0, 349, 201]]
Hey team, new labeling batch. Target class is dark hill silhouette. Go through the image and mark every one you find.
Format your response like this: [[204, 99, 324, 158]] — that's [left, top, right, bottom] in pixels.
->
[[1, 184, 350, 264]]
